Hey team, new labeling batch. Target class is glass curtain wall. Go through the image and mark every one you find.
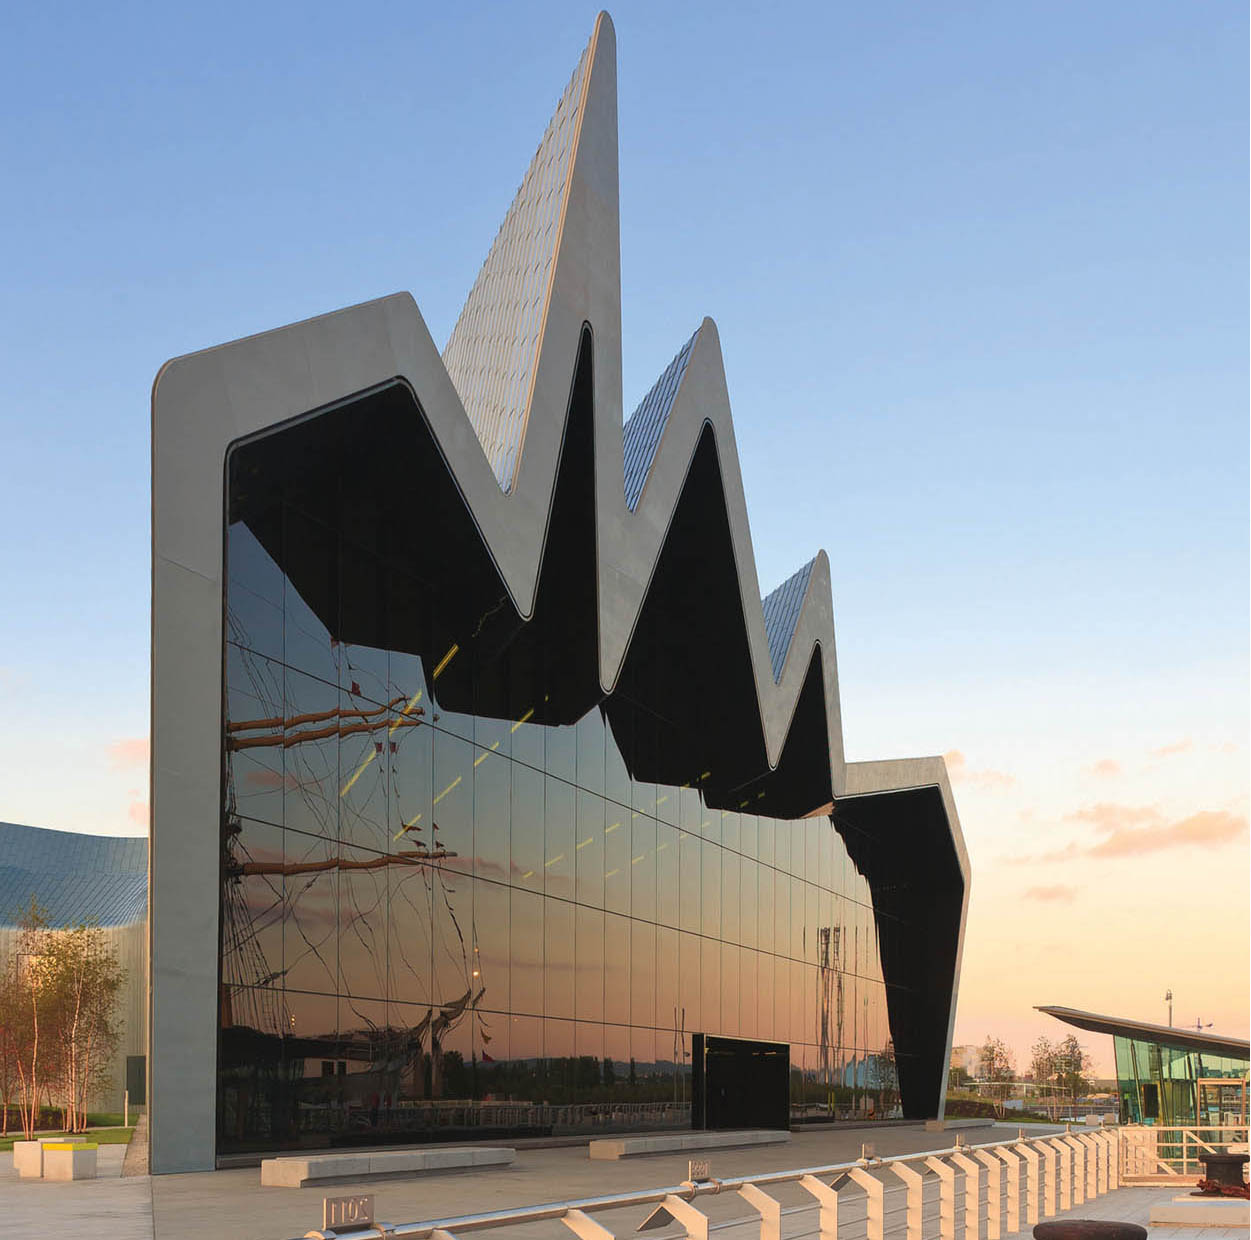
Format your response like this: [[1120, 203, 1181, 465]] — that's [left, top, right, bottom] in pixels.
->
[[218, 436, 916, 1155], [1114, 1035, 1250, 1126]]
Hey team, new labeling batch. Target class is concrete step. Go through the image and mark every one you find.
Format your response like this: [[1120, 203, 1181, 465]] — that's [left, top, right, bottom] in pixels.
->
[[588, 1129, 790, 1160], [260, 1145, 515, 1187]]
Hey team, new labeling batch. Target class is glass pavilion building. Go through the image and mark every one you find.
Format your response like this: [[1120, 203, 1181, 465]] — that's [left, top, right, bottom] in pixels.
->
[[149, 13, 970, 1171]]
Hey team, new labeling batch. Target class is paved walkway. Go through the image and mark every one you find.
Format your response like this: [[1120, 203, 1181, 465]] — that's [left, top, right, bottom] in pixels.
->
[[0, 1122, 1192, 1240]]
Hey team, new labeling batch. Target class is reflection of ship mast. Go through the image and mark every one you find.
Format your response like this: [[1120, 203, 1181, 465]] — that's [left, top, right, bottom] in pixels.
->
[[221, 638, 484, 1094], [816, 925, 846, 1089]]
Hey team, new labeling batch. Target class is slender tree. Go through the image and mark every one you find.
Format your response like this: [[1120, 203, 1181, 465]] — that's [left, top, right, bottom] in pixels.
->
[[979, 1035, 1016, 1117]]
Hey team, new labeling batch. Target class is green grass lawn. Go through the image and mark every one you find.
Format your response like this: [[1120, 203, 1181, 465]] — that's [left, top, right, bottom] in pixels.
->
[[0, 1126, 134, 1152]]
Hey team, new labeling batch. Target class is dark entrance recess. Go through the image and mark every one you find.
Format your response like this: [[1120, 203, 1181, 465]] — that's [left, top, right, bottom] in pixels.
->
[[692, 1034, 790, 1131]]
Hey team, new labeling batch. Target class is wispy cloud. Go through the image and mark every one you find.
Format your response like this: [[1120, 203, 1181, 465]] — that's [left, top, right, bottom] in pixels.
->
[[1150, 738, 1193, 759], [1086, 758, 1120, 777], [1009, 802, 1247, 866], [944, 749, 1016, 790], [108, 737, 150, 769], [1023, 884, 1078, 903], [127, 798, 148, 828], [1087, 810, 1247, 858]]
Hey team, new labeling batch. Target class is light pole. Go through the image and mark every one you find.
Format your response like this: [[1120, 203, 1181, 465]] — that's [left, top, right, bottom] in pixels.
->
[[1165, 988, 1173, 1027]]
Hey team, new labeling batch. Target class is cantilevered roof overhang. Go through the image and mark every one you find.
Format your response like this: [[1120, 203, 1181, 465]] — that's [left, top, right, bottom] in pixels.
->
[[1037, 1005, 1251, 1058]]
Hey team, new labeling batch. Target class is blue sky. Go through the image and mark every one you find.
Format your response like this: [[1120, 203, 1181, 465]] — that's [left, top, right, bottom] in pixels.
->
[[0, 2, 1246, 1064]]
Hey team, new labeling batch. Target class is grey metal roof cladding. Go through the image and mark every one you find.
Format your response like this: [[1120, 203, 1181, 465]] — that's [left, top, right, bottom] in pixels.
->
[[621, 326, 700, 510], [0, 821, 147, 928], [761, 558, 817, 682]]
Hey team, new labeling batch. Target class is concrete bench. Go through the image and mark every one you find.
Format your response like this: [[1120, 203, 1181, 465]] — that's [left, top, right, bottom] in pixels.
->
[[260, 1145, 515, 1187], [925, 1118, 989, 1131], [42, 1141, 98, 1181], [13, 1137, 79, 1179], [588, 1129, 790, 1160]]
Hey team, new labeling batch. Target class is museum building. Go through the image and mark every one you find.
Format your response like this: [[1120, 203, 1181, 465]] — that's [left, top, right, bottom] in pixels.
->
[[149, 13, 970, 1172]]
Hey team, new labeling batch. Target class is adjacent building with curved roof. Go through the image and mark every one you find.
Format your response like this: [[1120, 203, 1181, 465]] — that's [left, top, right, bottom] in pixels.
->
[[0, 821, 147, 1112]]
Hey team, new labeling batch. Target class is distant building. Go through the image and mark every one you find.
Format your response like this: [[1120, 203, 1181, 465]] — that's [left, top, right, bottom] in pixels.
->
[[950, 1044, 981, 1076], [1038, 1005, 1249, 1125], [0, 821, 146, 1112]]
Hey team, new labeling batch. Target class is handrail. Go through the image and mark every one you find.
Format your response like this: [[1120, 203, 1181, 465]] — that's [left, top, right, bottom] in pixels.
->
[[287, 1125, 1124, 1240]]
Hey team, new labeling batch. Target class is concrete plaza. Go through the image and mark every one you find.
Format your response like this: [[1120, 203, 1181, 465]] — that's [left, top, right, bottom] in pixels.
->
[[0, 1122, 1209, 1240]]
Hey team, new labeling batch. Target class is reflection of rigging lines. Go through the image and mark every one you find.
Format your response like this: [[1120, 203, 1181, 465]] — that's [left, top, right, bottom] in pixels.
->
[[222, 631, 483, 1063]]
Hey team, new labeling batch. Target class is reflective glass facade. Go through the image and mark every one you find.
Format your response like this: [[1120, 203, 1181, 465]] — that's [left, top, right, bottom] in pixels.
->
[[217, 422, 918, 1154], [1114, 1035, 1249, 1127]]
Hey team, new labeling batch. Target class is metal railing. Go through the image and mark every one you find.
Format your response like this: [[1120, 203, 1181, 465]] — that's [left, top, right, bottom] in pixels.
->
[[292, 1125, 1126, 1240], [1118, 1124, 1249, 1179]]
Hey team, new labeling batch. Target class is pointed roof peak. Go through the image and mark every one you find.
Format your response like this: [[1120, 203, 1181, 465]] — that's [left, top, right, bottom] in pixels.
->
[[442, 21, 603, 491]]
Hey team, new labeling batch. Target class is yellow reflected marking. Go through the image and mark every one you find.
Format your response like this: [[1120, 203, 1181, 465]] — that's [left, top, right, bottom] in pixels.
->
[[631, 855, 644, 865], [521, 870, 535, 879], [432, 645, 459, 680], [510, 707, 535, 733], [604, 868, 619, 879], [389, 690, 423, 733], [606, 822, 620, 834], [700, 770, 711, 781], [657, 841, 669, 852], [656, 794, 668, 805], [339, 750, 376, 798], [576, 838, 593, 851], [473, 740, 501, 768], [433, 774, 462, 805], [544, 854, 565, 868], [392, 812, 423, 841]]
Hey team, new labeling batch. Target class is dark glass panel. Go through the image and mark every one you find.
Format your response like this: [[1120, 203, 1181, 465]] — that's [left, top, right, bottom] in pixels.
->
[[628, 1027, 655, 1097], [774, 818, 791, 875], [339, 687, 391, 854], [700, 937, 720, 1036], [337, 551, 389, 706], [510, 762, 544, 892], [739, 948, 758, 1039], [574, 904, 604, 1022], [756, 814, 774, 868], [700, 840, 720, 940], [387, 851, 432, 1008], [282, 830, 339, 997], [677, 831, 700, 935], [630, 815, 656, 924], [544, 775, 575, 900], [774, 949, 790, 1042], [338, 843, 388, 1003], [575, 1021, 604, 1077], [773, 869, 790, 958], [282, 506, 339, 686], [757, 862, 774, 954], [603, 718, 630, 809], [431, 860, 473, 1004], [574, 789, 605, 909], [629, 919, 655, 1032], [757, 948, 774, 1041], [509, 887, 543, 1016], [739, 857, 758, 949], [226, 522, 284, 661], [511, 716, 544, 772], [390, 703, 432, 862], [603, 810, 629, 916], [283, 666, 340, 840], [545, 723, 576, 785], [720, 851, 740, 945], [471, 877, 509, 1016], [432, 728, 473, 875], [472, 744, 510, 884], [678, 932, 701, 1033], [603, 912, 630, 1026], [654, 925, 678, 1033], [543, 898, 575, 1019], [226, 646, 285, 827], [222, 818, 285, 996], [654, 784, 677, 827], [720, 943, 740, 1039], [544, 1016, 574, 1062], [574, 709, 605, 796], [655, 822, 678, 928]]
